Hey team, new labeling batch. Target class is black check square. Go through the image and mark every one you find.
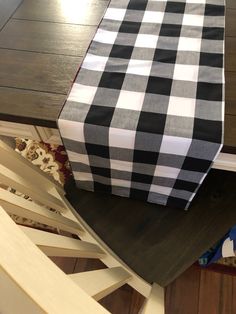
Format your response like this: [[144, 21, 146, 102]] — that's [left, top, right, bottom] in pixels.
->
[[146, 76, 172, 95], [196, 82, 222, 101], [165, 1, 185, 14], [166, 196, 188, 208], [173, 179, 198, 193], [85, 143, 110, 159], [119, 21, 141, 33], [127, 0, 147, 11], [205, 4, 224, 16], [200, 52, 223, 68], [99, 72, 125, 90], [132, 172, 153, 184], [110, 44, 133, 59], [85, 105, 114, 127], [160, 24, 182, 37], [193, 118, 222, 143], [133, 150, 159, 164], [182, 157, 212, 172], [137, 112, 166, 134], [202, 27, 224, 40], [91, 166, 111, 178], [154, 49, 177, 64]]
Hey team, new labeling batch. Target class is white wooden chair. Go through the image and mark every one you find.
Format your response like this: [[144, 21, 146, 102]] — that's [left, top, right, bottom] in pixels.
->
[[0, 139, 164, 314]]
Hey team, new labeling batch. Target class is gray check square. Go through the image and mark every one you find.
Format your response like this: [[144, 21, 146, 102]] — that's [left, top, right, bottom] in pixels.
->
[[92, 88, 120, 107], [171, 80, 197, 98], [110, 108, 140, 130]]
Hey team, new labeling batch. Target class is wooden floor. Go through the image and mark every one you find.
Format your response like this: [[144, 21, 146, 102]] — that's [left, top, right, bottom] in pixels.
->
[[52, 256, 236, 314], [66, 169, 236, 287], [0, 0, 236, 150]]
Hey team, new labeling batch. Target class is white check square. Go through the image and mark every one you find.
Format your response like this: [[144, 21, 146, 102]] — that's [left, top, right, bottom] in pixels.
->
[[68, 83, 97, 104], [143, 11, 164, 23], [74, 172, 93, 181], [135, 34, 159, 48], [110, 159, 133, 172], [109, 127, 136, 149], [182, 14, 204, 27], [67, 151, 89, 165], [173, 64, 199, 82], [127, 59, 152, 76], [104, 8, 126, 21], [178, 37, 201, 52], [111, 178, 131, 188], [58, 120, 85, 142], [150, 184, 172, 195], [160, 135, 192, 156], [154, 165, 180, 179], [167, 96, 196, 117], [82, 53, 108, 72], [116, 90, 145, 111], [93, 29, 117, 44], [186, 0, 206, 3]]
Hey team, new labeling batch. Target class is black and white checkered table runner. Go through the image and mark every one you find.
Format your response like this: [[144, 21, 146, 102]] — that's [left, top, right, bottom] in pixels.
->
[[58, 0, 225, 209]]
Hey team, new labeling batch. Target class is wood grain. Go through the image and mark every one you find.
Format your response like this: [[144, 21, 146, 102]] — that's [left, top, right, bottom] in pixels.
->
[[0, 19, 96, 56], [226, 8, 236, 36], [224, 115, 236, 147], [0, 87, 65, 128], [165, 267, 201, 314], [198, 270, 236, 314], [0, 49, 81, 94], [226, 0, 236, 9], [13, 0, 108, 26], [0, 0, 22, 30], [66, 169, 236, 287]]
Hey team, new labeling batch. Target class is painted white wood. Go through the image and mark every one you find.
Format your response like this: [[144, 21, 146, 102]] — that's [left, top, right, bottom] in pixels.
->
[[55, 187, 152, 298], [0, 120, 41, 140], [213, 153, 236, 172], [0, 138, 64, 193], [36, 126, 62, 145], [0, 187, 84, 235], [141, 283, 164, 314], [1, 140, 152, 298], [20, 225, 105, 259], [69, 267, 131, 301], [0, 164, 67, 213], [0, 206, 110, 314]]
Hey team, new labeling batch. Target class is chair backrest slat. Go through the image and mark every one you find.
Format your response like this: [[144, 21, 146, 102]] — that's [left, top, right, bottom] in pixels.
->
[[0, 139, 64, 194], [0, 187, 84, 235], [0, 206, 110, 314], [69, 267, 131, 301], [20, 225, 106, 259], [0, 164, 67, 212], [0, 139, 161, 312], [141, 283, 164, 314]]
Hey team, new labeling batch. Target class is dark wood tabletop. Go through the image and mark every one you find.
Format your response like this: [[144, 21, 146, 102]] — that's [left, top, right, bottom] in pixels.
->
[[0, 0, 235, 151]]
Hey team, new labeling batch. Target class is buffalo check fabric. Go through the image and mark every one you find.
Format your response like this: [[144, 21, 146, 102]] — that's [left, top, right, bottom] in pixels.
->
[[58, 0, 225, 209]]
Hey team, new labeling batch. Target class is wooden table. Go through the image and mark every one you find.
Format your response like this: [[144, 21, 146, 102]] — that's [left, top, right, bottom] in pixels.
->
[[1, 0, 236, 288], [0, 0, 235, 167]]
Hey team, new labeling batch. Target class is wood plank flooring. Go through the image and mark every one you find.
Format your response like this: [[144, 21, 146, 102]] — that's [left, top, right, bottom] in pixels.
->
[[52, 256, 236, 314]]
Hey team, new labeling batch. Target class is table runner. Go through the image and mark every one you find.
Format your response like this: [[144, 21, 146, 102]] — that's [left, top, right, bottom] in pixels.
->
[[58, 0, 225, 209]]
